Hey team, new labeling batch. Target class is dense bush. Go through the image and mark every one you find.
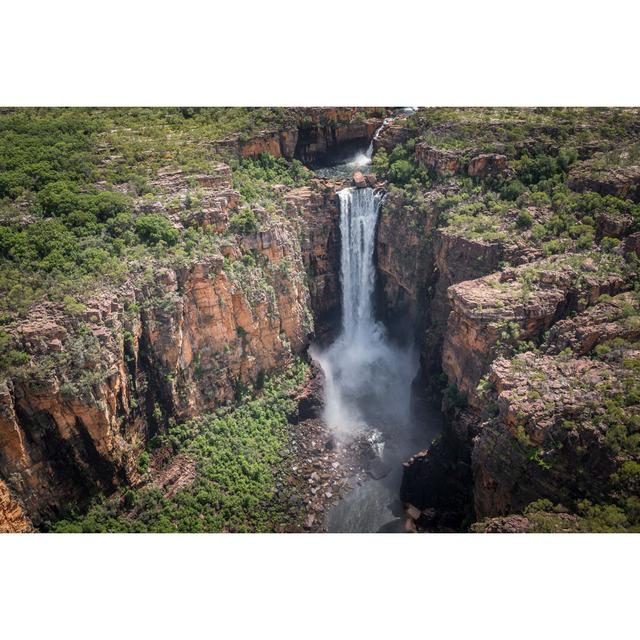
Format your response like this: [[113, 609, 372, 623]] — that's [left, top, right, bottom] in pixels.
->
[[516, 210, 533, 229], [135, 214, 179, 246], [228, 207, 259, 235], [388, 159, 415, 185], [50, 360, 309, 532]]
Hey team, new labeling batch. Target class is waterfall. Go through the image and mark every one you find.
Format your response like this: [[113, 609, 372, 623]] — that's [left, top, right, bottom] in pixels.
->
[[364, 117, 392, 160], [347, 117, 394, 170], [311, 187, 418, 439], [338, 187, 383, 339]]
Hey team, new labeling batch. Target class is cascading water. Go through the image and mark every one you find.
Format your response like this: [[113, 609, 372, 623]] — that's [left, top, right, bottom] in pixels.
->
[[349, 118, 393, 169], [314, 115, 397, 178], [312, 187, 417, 440], [363, 117, 393, 162], [309, 110, 440, 531], [338, 188, 380, 340], [311, 186, 434, 531]]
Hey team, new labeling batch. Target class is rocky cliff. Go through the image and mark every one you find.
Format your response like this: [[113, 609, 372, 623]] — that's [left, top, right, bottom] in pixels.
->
[[211, 108, 388, 166], [0, 479, 32, 532], [0, 163, 341, 528], [284, 180, 342, 328], [442, 252, 627, 406], [390, 108, 640, 532]]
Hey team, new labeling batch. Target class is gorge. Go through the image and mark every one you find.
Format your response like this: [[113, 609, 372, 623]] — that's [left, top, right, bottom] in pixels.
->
[[311, 185, 440, 532], [1, 107, 639, 533]]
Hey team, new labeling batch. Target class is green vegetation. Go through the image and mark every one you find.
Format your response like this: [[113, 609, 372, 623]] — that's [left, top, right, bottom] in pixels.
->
[[408, 107, 640, 155], [515, 210, 533, 229], [231, 153, 310, 206], [377, 139, 431, 190], [50, 360, 309, 533], [0, 109, 314, 325], [520, 497, 640, 533], [135, 214, 179, 246], [228, 207, 259, 235]]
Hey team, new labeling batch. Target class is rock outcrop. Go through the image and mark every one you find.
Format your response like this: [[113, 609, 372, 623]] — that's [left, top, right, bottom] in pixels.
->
[[442, 253, 627, 405], [568, 159, 640, 203], [239, 129, 299, 160], [415, 144, 512, 180], [545, 292, 640, 356], [415, 144, 461, 176], [0, 480, 32, 532], [467, 153, 511, 179], [0, 165, 340, 527], [472, 352, 633, 518], [373, 120, 414, 154]]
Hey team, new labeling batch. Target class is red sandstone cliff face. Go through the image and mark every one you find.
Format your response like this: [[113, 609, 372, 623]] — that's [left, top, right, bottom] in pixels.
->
[[141, 225, 312, 421], [472, 352, 632, 519], [568, 156, 640, 203], [295, 118, 382, 165], [414, 143, 512, 180], [0, 287, 145, 525], [0, 165, 340, 529], [210, 109, 388, 165], [0, 480, 32, 532], [376, 188, 440, 326], [376, 192, 516, 368], [284, 180, 342, 326], [401, 247, 635, 529], [441, 254, 627, 406]]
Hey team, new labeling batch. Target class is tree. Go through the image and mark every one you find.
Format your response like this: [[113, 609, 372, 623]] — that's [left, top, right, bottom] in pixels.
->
[[388, 159, 414, 185], [516, 210, 534, 229], [135, 214, 179, 246]]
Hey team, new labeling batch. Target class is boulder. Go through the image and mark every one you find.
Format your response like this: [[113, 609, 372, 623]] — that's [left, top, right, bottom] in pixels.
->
[[467, 153, 511, 178], [352, 171, 367, 188]]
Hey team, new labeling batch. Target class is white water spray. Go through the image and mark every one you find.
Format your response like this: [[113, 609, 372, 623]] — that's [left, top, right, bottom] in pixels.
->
[[347, 117, 394, 169], [311, 187, 418, 440]]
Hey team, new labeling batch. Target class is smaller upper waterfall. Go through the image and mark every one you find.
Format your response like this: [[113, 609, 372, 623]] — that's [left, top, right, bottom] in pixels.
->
[[313, 112, 401, 179], [364, 117, 393, 160]]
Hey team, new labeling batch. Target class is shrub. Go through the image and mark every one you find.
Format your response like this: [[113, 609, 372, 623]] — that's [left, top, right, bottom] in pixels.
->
[[443, 384, 468, 412], [37, 180, 80, 216], [228, 208, 258, 235], [388, 159, 414, 185], [0, 329, 28, 369], [138, 451, 150, 474], [86, 191, 132, 222], [516, 210, 534, 229], [371, 148, 389, 175], [135, 214, 179, 246], [601, 236, 621, 252], [501, 179, 526, 201], [612, 461, 640, 494]]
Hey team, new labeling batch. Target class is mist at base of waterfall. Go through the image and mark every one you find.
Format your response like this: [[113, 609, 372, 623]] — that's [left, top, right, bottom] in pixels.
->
[[310, 325, 418, 443], [313, 149, 372, 179]]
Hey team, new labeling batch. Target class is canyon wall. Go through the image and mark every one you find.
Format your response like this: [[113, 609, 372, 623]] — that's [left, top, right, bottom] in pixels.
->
[[0, 167, 341, 529], [284, 181, 342, 328], [210, 109, 387, 165], [401, 246, 635, 529], [376, 191, 515, 371], [388, 122, 640, 530]]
